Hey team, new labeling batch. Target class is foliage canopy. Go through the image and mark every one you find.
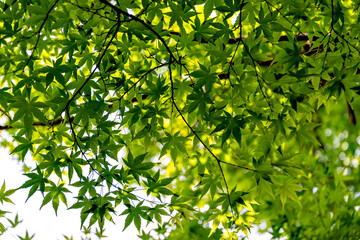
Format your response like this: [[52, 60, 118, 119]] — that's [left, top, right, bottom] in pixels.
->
[[0, 0, 360, 239]]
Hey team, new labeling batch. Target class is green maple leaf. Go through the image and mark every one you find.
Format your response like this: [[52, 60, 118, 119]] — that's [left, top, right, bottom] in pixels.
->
[[17, 231, 35, 240], [0, 181, 16, 204], [275, 179, 303, 209]]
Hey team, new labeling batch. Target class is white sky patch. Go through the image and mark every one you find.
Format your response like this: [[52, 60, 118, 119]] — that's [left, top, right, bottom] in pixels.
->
[[0, 146, 142, 239], [210, 11, 217, 18], [127, 8, 135, 16]]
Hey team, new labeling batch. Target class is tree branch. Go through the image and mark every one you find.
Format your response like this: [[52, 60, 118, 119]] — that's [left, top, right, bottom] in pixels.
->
[[60, 11, 121, 117], [0, 117, 74, 130], [99, 0, 180, 63], [167, 56, 234, 213], [0, 107, 12, 122], [18, 0, 61, 73], [110, 62, 171, 103]]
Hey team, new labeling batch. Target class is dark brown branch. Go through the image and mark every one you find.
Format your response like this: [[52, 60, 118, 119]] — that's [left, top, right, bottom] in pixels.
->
[[167, 54, 234, 212], [66, 0, 115, 22], [60, 11, 121, 118], [263, 0, 304, 35], [218, 159, 256, 171], [217, 37, 360, 79], [65, 105, 173, 209], [0, 117, 74, 130], [346, 100, 357, 125], [99, 0, 179, 63], [19, 0, 60, 73], [135, 1, 153, 18], [163, 29, 311, 45], [0, 107, 12, 122], [163, 27, 358, 61], [240, 38, 273, 110], [0, 125, 12, 130], [110, 62, 170, 103]]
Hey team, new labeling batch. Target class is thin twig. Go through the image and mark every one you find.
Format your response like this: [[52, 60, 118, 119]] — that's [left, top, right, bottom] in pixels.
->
[[218, 159, 256, 171], [240, 40, 272, 109], [168, 56, 233, 212], [65, 107, 169, 207], [135, 1, 153, 18], [263, 0, 304, 35], [113, 62, 170, 103], [18, 0, 60, 73], [99, 0, 179, 64], [0, 107, 12, 121], [0, 117, 74, 130], [60, 12, 121, 117]]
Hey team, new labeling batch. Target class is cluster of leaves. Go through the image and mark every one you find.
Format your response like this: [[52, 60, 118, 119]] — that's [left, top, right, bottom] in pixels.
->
[[0, 180, 110, 240], [0, 0, 360, 239]]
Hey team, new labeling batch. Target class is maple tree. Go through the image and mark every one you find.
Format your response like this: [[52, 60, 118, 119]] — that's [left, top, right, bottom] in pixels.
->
[[0, 0, 360, 239]]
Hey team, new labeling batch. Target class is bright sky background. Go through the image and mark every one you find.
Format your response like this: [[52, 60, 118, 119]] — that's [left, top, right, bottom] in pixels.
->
[[0, 139, 143, 240], [0, 119, 272, 240]]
